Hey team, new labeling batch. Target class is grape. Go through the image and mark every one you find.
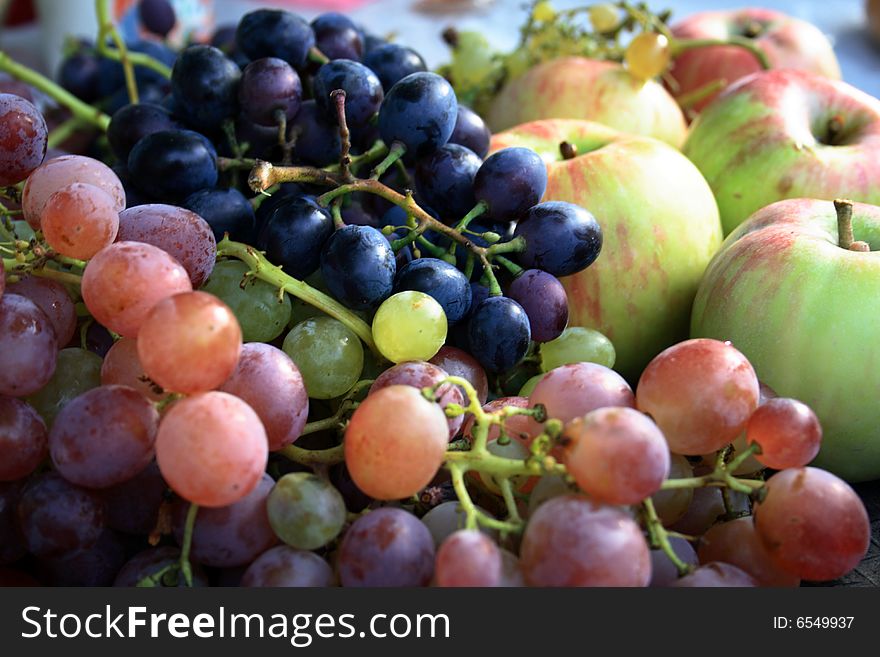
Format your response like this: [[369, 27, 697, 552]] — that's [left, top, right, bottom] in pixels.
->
[[429, 345, 489, 405], [0, 568, 38, 586], [58, 51, 102, 104], [242, 546, 334, 587], [155, 391, 268, 507], [467, 296, 531, 373], [40, 182, 119, 259], [171, 473, 276, 568], [363, 43, 427, 91], [100, 337, 163, 401], [527, 473, 572, 515], [114, 546, 208, 587], [267, 472, 346, 550], [0, 93, 47, 185], [312, 60, 383, 129], [49, 385, 158, 489], [288, 101, 342, 166], [239, 58, 303, 127], [625, 32, 671, 80], [26, 347, 102, 427], [36, 528, 127, 587], [518, 374, 543, 397], [462, 396, 543, 447], [139, 0, 176, 37], [727, 433, 765, 476], [521, 495, 650, 586], [506, 269, 568, 343], [529, 362, 634, 425], [698, 517, 800, 587], [414, 144, 480, 221], [636, 339, 760, 455], [0, 482, 26, 565], [282, 316, 363, 400], [370, 361, 464, 439], [650, 453, 694, 526], [420, 501, 496, 547], [338, 507, 435, 587], [236, 9, 315, 70], [498, 549, 526, 587], [649, 537, 698, 587], [219, 343, 308, 450], [372, 291, 447, 364], [378, 72, 458, 157], [746, 398, 822, 469], [474, 148, 546, 223], [7, 275, 76, 347], [449, 105, 490, 158], [0, 396, 47, 481], [345, 385, 448, 500], [127, 130, 218, 203], [479, 435, 532, 494], [321, 225, 396, 311], [138, 291, 242, 394], [514, 201, 603, 276], [435, 530, 502, 587], [107, 102, 178, 161], [753, 467, 869, 581], [669, 486, 750, 536], [99, 461, 167, 535], [672, 562, 757, 588], [22, 155, 125, 230], [562, 407, 669, 505], [17, 472, 105, 557], [312, 13, 364, 61], [183, 188, 256, 244], [447, 30, 497, 92], [589, 3, 620, 32], [0, 293, 58, 396], [258, 195, 334, 280], [395, 258, 472, 325], [539, 326, 615, 371], [171, 45, 240, 129]]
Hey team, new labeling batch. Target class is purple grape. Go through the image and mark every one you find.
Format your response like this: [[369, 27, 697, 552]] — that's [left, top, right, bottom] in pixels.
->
[[0, 293, 58, 397], [0, 482, 27, 565], [415, 143, 480, 221], [506, 269, 569, 342], [378, 72, 457, 157], [467, 296, 531, 373], [242, 546, 334, 587], [312, 59, 383, 129], [0, 396, 48, 482], [138, 0, 176, 38], [235, 9, 315, 71], [114, 546, 209, 587], [108, 102, 178, 161], [312, 13, 364, 61], [363, 43, 427, 91], [170, 45, 240, 130], [36, 529, 127, 586], [239, 57, 303, 127], [474, 147, 547, 223], [99, 461, 168, 535], [289, 100, 342, 166], [514, 201, 603, 277], [449, 105, 491, 158]]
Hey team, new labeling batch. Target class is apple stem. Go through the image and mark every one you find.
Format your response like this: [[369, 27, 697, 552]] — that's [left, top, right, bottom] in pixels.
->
[[834, 199, 855, 250], [559, 141, 578, 160], [671, 37, 771, 70]]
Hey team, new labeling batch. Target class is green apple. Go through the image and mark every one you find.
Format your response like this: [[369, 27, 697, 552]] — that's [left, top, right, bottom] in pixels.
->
[[487, 57, 687, 149], [491, 119, 723, 381], [691, 198, 880, 481]]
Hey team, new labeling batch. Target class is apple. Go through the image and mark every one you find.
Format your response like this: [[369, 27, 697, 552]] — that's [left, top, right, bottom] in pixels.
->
[[490, 119, 722, 381], [683, 69, 880, 236], [486, 57, 687, 149], [691, 198, 880, 482], [669, 8, 840, 113]]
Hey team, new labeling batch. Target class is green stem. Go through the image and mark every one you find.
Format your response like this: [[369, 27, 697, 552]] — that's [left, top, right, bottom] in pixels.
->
[[454, 200, 489, 232], [675, 78, 728, 110], [370, 141, 406, 179], [493, 254, 524, 277], [280, 443, 346, 466], [671, 37, 771, 70], [179, 503, 199, 587], [46, 117, 88, 149], [95, 0, 173, 80], [725, 443, 761, 473], [326, 140, 389, 176], [643, 498, 691, 576], [308, 46, 330, 65], [487, 235, 526, 256], [498, 478, 521, 524]]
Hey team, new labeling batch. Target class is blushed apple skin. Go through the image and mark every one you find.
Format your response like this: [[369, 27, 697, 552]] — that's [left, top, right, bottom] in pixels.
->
[[669, 8, 840, 113], [691, 198, 880, 482], [683, 69, 880, 236], [491, 119, 722, 381], [487, 57, 687, 149]]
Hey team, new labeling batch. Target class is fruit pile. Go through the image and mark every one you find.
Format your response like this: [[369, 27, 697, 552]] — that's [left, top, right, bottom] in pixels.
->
[[0, 0, 875, 587]]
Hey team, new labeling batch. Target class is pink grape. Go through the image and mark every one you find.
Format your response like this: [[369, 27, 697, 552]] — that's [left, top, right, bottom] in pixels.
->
[[0, 293, 58, 396], [100, 337, 165, 401], [650, 453, 694, 526], [0, 396, 48, 481], [669, 485, 750, 537], [649, 536, 698, 587], [7, 276, 77, 347], [529, 362, 635, 425], [0, 93, 47, 186], [435, 529, 502, 587], [746, 398, 822, 469], [40, 182, 120, 259], [462, 396, 544, 447], [672, 562, 758, 587], [241, 546, 334, 587], [429, 345, 489, 404]]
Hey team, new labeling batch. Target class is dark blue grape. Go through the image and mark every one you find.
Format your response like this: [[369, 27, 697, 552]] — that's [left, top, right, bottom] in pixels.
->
[[108, 102, 178, 161], [128, 129, 218, 201], [467, 296, 531, 372], [312, 60, 383, 129], [415, 143, 480, 221], [363, 32, 387, 54], [235, 116, 279, 160], [312, 13, 363, 61], [139, 0, 176, 38], [259, 196, 334, 279], [239, 57, 302, 127], [450, 105, 491, 159], [289, 100, 342, 166], [514, 201, 602, 277], [506, 269, 568, 342], [184, 188, 256, 244], [235, 10, 315, 71], [102, 82, 169, 116], [84, 320, 116, 358], [321, 225, 396, 311], [211, 24, 237, 52], [473, 147, 547, 223], [254, 183, 304, 235], [378, 72, 457, 157], [341, 200, 378, 228], [58, 52, 102, 103], [394, 258, 472, 325], [95, 40, 176, 99], [363, 43, 427, 91], [171, 45, 240, 129]]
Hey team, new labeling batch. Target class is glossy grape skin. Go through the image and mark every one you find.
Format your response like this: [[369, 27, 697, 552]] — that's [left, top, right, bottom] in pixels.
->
[[321, 225, 396, 311], [345, 385, 449, 500], [138, 291, 242, 394], [139, 0, 176, 37], [0, 293, 58, 397], [650, 453, 693, 526], [514, 201, 603, 277], [378, 72, 458, 156], [171, 45, 240, 129], [449, 105, 490, 158], [672, 562, 757, 588], [99, 338, 161, 401], [473, 148, 547, 223], [26, 347, 102, 427], [239, 58, 303, 127], [530, 362, 635, 426], [636, 339, 760, 455], [17, 472, 105, 557], [184, 188, 256, 244], [0, 93, 47, 185], [22, 155, 125, 230], [7, 275, 77, 347], [235, 9, 315, 70], [266, 472, 346, 550], [0, 397, 47, 481], [202, 261, 292, 343], [506, 269, 568, 343], [283, 317, 363, 400], [467, 296, 531, 373], [521, 495, 651, 586], [649, 536, 698, 587], [394, 258, 472, 325], [746, 398, 822, 469], [435, 530, 502, 587], [754, 467, 869, 581], [259, 195, 334, 279], [156, 391, 268, 507], [539, 327, 615, 371], [127, 130, 218, 202], [312, 60, 383, 129], [414, 144, 480, 222], [312, 12, 364, 61], [429, 345, 489, 405], [41, 182, 120, 259], [625, 32, 671, 80], [114, 546, 209, 587], [288, 101, 342, 166], [338, 507, 435, 587], [363, 43, 427, 91], [241, 546, 334, 587], [107, 102, 178, 161], [371, 291, 446, 367], [99, 461, 167, 535]]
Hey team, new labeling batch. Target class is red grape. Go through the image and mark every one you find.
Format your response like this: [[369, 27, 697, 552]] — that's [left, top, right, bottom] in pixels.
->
[[241, 546, 334, 587], [650, 453, 693, 526], [669, 485, 750, 537], [435, 529, 502, 587], [0, 93, 47, 186], [0, 293, 58, 396], [529, 362, 635, 425], [100, 337, 165, 401], [429, 345, 489, 404], [0, 396, 48, 481], [40, 182, 120, 259], [99, 461, 167, 535], [7, 275, 77, 347], [672, 562, 758, 587], [746, 398, 822, 469], [462, 396, 544, 447], [649, 536, 698, 587], [114, 546, 208, 587]]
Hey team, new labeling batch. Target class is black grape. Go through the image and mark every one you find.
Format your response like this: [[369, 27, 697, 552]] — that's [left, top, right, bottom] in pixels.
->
[[312, 59, 383, 129], [363, 43, 427, 91], [320, 225, 396, 311], [514, 201, 603, 277], [394, 257, 472, 325], [473, 147, 547, 223], [312, 12, 364, 61], [235, 10, 315, 71], [415, 143, 480, 220], [107, 102, 178, 161], [258, 195, 334, 279], [184, 188, 257, 243], [171, 45, 240, 129], [238, 57, 302, 127], [128, 129, 218, 201], [467, 296, 531, 373], [378, 72, 457, 157]]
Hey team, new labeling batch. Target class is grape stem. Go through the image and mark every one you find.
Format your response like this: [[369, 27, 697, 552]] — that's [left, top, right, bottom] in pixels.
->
[[660, 443, 765, 497], [330, 90, 354, 182], [670, 37, 771, 71], [642, 497, 692, 575], [280, 443, 345, 466], [369, 141, 406, 180], [95, 0, 173, 80], [179, 503, 198, 587]]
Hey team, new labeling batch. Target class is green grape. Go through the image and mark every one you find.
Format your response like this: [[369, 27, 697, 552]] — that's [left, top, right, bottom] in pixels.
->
[[518, 373, 545, 398], [372, 291, 447, 364], [26, 348, 102, 427], [266, 472, 346, 550], [479, 438, 530, 494], [201, 260, 291, 343], [449, 31, 499, 93], [539, 327, 615, 372], [287, 271, 330, 327], [589, 3, 620, 33], [532, 1, 556, 22], [282, 316, 363, 399], [12, 220, 35, 241], [528, 473, 572, 515]]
